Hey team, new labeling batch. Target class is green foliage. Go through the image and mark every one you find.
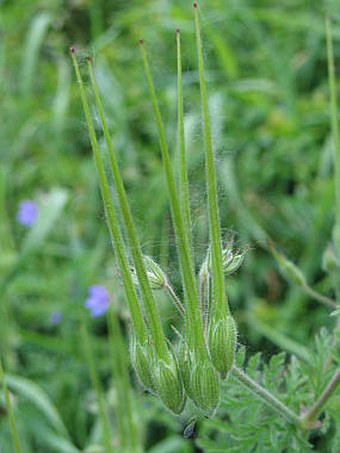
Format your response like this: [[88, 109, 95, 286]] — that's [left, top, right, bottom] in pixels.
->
[[1, 0, 340, 451], [197, 329, 340, 452]]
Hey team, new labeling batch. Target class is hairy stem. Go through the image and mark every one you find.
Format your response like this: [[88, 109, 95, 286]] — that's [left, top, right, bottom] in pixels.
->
[[164, 282, 185, 316], [231, 366, 301, 426], [301, 368, 340, 429], [0, 359, 22, 453], [303, 284, 338, 310], [81, 322, 113, 453]]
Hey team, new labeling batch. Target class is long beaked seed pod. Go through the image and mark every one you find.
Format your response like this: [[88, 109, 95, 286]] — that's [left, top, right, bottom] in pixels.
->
[[208, 315, 237, 379]]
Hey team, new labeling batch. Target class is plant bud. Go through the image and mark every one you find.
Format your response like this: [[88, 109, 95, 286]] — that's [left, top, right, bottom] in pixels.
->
[[271, 247, 306, 287], [154, 354, 186, 414], [208, 315, 237, 378], [130, 339, 156, 393], [222, 247, 245, 276], [191, 361, 220, 416], [322, 245, 339, 273], [130, 255, 168, 290]]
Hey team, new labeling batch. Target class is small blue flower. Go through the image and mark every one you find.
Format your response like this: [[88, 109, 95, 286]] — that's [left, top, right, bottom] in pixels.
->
[[85, 285, 110, 317], [50, 311, 62, 325], [16, 200, 38, 227]]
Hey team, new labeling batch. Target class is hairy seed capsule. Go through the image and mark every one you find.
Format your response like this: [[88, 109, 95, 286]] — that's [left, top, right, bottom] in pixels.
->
[[154, 355, 186, 414], [131, 340, 156, 393], [322, 245, 339, 273], [208, 315, 237, 378], [191, 361, 220, 416]]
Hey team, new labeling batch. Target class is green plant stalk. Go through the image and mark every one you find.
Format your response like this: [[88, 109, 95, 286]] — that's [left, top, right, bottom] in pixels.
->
[[81, 322, 113, 453], [194, 3, 229, 316], [0, 359, 22, 453], [139, 40, 207, 357], [300, 369, 340, 429], [231, 366, 301, 427], [107, 307, 140, 452], [70, 49, 147, 345], [302, 284, 337, 310], [86, 56, 168, 360], [176, 29, 192, 249], [326, 17, 340, 258], [164, 282, 185, 316]]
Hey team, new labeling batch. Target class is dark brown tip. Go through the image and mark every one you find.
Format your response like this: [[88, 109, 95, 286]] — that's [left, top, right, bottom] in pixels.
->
[[176, 28, 180, 34], [70, 46, 75, 53], [86, 55, 91, 62], [193, 2, 198, 8], [139, 38, 144, 45]]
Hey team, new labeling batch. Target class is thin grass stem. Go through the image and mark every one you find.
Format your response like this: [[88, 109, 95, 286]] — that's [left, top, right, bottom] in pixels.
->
[[0, 359, 22, 453], [107, 307, 140, 452], [326, 17, 340, 254], [81, 322, 113, 453]]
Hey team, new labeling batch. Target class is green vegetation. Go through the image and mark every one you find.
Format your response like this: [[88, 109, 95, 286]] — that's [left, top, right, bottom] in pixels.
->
[[1, 1, 339, 452]]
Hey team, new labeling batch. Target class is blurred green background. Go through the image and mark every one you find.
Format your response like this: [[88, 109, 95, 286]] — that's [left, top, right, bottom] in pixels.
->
[[1, 0, 339, 451]]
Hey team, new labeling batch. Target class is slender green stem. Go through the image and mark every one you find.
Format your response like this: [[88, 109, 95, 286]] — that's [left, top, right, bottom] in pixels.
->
[[139, 39, 206, 357], [164, 282, 185, 316], [194, 3, 229, 316], [303, 284, 338, 310], [70, 48, 147, 345], [326, 17, 340, 255], [81, 322, 113, 453], [231, 366, 301, 426], [107, 307, 140, 452], [0, 359, 22, 453], [176, 29, 192, 248], [300, 369, 340, 429], [86, 56, 168, 360]]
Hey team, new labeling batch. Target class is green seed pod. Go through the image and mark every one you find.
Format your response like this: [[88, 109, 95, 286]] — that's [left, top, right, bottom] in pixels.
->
[[154, 354, 186, 415], [191, 361, 220, 416], [270, 246, 306, 287], [322, 245, 339, 273], [208, 315, 237, 378], [131, 339, 156, 393]]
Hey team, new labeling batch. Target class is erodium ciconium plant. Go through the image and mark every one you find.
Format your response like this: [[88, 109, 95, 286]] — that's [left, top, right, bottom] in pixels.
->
[[71, 2, 339, 430]]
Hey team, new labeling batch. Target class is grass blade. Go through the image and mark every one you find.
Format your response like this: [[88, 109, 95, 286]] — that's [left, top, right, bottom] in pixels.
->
[[0, 359, 22, 453]]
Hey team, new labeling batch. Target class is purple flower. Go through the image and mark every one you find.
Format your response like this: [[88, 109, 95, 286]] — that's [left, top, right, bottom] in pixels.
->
[[50, 311, 62, 325], [85, 285, 110, 317], [16, 200, 38, 227]]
